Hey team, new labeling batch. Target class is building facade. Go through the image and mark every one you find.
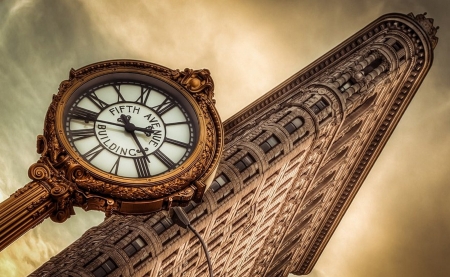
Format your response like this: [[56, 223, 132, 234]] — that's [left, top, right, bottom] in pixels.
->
[[30, 12, 438, 277]]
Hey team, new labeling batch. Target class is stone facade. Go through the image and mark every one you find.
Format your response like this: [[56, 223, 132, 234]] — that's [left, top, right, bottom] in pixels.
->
[[30, 12, 438, 277]]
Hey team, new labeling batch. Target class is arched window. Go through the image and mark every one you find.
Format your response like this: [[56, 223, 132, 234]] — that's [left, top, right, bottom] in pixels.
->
[[210, 174, 230, 193], [234, 154, 256, 172], [311, 98, 329, 114], [123, 236, 146, 257], [362, 58, 383, 75], [260, 135, 280, 153], [152, 217, 174, 235], [284, 117, 304, 134], [392, 41, 404, 51], [92, 258, 117, 277], [339, 78, 356, 92]]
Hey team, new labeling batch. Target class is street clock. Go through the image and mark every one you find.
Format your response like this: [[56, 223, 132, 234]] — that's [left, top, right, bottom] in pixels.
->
[[0, 60, 223, 251], [33, 60, 224, 217]]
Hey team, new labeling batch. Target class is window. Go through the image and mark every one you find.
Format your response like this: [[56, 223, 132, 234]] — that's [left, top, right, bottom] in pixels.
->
[[152, 217, 174, 235], [392, 41, 404, 51], [234, 154, 255, 172], [311, 99, 329, 114], [210, 174, 230, 193], [123, 236, 146, 257], [284, 117, 304, 134], [339, 78, 356, 92], [362, 58, 382, 75], [259, 135, 280, 153], [92, 258, 117, 277]]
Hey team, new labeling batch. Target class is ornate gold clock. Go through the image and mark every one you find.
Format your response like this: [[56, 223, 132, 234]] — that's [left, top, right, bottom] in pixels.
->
[[62, 72, 200, 180], [0, 60, 223, 251]]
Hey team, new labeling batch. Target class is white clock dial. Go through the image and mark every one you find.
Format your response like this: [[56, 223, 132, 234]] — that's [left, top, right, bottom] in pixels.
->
[[63, 76, 198, 179]]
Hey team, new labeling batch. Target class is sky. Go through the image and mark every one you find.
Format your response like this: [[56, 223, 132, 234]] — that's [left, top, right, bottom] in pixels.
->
[[0, 0, 449, 276]]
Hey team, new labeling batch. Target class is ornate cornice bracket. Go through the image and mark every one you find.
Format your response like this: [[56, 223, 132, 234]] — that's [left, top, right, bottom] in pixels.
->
[[408, 12, 439, 49]]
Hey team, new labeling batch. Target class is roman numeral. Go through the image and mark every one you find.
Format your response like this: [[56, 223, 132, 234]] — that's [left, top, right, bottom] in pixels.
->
[[152, 98, 175, 115], [112, 85, 126, 102], [134, 157, 150, 177], [68, 106, 99, 122], [165, 138, 189, 148], [164, 121, 187, 126], [136, 87, 151, 104], [109, 157, 121, 175], [87, 91, 108, 109], [153, 150, 176, 169], [70, 128, 96, 141], [82, 144, 104, 162]]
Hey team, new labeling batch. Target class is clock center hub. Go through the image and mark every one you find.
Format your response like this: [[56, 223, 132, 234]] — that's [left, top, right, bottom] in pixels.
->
[[94, 103, 166, 158]]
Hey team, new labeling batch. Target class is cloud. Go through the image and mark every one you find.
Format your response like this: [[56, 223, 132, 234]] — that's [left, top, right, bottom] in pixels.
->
[[0, 1, 449, 277]]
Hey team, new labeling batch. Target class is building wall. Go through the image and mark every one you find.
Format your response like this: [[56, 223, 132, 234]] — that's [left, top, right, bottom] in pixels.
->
[[30, 13, 437, 277]]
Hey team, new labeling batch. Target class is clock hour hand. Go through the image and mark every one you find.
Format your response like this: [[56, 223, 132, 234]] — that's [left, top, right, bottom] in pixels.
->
[[131, 125, 154, 136], [119, 114, 150, 163]]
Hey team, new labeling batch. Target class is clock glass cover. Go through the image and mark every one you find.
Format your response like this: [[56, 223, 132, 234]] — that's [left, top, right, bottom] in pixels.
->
[[62, 73, 199, 179]]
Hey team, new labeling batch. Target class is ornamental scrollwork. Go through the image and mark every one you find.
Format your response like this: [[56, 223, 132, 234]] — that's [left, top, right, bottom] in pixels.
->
[[169, 68, 214, 100], [26, 159, 76, 223], [43, 94, 65, 163], [28, 162, 51, 181]]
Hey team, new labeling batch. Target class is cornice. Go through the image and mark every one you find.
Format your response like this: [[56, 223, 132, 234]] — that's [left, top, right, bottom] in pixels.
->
[[223, 13, 437, 136]]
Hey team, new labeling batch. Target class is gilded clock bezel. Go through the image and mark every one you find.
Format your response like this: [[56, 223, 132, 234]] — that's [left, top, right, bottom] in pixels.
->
[[55, 68, 207, 186]]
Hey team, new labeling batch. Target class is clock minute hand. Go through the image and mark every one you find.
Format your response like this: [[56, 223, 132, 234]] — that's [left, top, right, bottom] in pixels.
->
[[133, 125, 154, 136], [119, 114, 150, 163], [95, 119, 154, 135]]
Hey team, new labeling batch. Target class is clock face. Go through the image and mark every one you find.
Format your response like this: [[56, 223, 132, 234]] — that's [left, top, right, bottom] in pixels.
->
[[62, 73, 199, 179]]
